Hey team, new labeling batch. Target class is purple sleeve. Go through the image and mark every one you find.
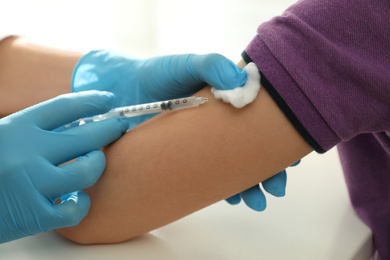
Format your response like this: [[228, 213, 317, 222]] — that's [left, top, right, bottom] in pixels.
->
[[243, 0, 390, 153]]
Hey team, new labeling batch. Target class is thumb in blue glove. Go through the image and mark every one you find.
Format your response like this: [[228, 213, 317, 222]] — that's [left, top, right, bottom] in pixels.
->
[[0, 91, 128, 243]]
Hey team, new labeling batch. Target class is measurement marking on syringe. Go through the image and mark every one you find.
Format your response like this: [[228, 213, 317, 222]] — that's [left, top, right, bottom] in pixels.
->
[[65, 96, 208, 128]]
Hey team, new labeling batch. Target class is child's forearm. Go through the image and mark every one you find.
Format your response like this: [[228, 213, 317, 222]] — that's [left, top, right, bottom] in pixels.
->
[[0, 36, 82, 116]]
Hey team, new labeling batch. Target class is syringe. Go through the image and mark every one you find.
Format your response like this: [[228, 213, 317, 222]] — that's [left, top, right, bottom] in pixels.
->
[[68, 96, 209, 127]]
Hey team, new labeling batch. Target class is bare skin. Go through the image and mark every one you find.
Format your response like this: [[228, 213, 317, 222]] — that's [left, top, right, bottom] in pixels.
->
[[0, 36, 80, 116]]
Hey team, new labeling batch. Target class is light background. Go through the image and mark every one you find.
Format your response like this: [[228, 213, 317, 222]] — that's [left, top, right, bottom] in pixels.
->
[[1, 0, 296, 60]]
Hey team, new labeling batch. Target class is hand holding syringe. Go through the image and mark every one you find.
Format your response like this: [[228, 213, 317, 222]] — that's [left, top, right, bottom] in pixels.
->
[[67, 96, 208, 127]]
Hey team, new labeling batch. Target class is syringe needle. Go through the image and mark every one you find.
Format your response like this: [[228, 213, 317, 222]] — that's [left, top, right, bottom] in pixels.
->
[[193, 97, 209, 105]]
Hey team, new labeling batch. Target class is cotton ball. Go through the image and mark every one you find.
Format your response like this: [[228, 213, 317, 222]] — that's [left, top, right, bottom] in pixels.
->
[[211, 62, 261, 109]]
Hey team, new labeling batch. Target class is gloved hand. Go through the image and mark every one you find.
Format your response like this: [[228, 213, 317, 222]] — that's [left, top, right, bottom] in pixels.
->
[[71, 50, 293, 212], [72, 51, 247, 129], [0, 91, 128, 243], [225, 161, 301, 211]]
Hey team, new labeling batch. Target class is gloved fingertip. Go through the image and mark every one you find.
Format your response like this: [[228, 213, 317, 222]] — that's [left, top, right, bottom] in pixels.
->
[[271, 189, 286, 198], [236, 67, 248, 85], [291, 160, 301, 167], [262, 170, 287, 197], [246, 200, 266, 212], [117, 118, 130, 133], [100, 91, 116, 107], [241, 186, 267, 212], [56, 191, 91, 227], [75, 149, 106, 175], [225, 194, 241, 205], [221, 66, 247, 91], [264, 187, 286, 197], [199, 53, 247, 91]]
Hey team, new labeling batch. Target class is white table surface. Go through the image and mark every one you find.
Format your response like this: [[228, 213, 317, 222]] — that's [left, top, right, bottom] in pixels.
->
[[0, 149, 373, 260]]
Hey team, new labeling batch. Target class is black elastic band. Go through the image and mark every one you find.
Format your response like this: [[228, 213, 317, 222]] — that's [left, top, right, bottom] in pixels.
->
[[241, 51, 325, 153]]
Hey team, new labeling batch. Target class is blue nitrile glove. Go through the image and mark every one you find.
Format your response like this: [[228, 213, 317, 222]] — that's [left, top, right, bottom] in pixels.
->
[[225, 161, 301, 211], [71, 50, 292, 212], [72, 51, 247, 129], [0, 91, 128, 243]]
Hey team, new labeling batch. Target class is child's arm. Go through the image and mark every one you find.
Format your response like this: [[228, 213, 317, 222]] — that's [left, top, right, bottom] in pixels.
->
[[56, 60, 312, 244], [0, 36, 81, 116]]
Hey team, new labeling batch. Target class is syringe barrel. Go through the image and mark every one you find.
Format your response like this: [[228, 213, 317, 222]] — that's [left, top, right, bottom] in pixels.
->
[[107, 102, 165, 118], [109, 96, 207, 118], [68, 96, 208, 126], [170, 96, 208, 109]]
